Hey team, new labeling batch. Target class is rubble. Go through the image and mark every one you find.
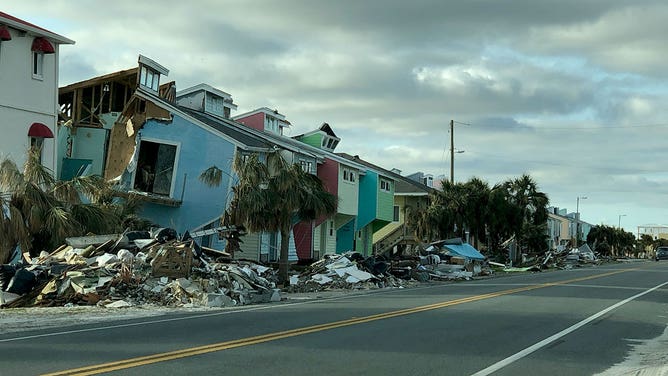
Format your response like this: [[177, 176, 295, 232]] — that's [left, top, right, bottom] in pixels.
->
[[2, 229, 615, 312], [1, 229, 279, 309], [286, 239, 491, 293]]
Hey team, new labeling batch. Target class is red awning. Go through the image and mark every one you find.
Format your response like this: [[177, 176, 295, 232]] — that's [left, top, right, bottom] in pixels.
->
[[0, 25, 10, 41], [31, 37, 55, 54], [28, 122, 54, 138]]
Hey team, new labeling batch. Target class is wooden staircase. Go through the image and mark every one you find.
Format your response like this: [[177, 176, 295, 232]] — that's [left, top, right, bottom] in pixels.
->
[[374, 224, 415, 254]]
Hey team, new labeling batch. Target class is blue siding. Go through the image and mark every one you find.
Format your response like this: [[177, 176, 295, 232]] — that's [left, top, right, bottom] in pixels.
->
[[356, 170, 378, 231], [130, 114, 236, 233]]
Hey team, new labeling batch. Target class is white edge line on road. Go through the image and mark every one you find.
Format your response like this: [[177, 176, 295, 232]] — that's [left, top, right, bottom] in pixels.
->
[[471, 280, 668, 376]]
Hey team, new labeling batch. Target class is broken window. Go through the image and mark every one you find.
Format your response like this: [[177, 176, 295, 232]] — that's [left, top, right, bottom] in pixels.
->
[[134, 140, 177, 196]]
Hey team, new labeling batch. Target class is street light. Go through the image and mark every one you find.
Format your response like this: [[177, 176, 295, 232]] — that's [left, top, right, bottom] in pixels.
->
[[618, 214, 627, 229], [575, 196, 587, 248]]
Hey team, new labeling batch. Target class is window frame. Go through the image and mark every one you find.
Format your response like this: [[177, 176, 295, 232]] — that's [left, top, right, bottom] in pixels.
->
[[342, 168, 357, 183], [300, 160, 313, 174], [132, 138, 181, 198], [380, 178, 392, 192], [32, 51, 44, 80], [139, 65, 161, 91]]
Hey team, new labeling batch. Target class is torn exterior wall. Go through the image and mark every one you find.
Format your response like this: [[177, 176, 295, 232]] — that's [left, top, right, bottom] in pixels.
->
[[104, 98, 171, 181], [121, 111, 237, 234]]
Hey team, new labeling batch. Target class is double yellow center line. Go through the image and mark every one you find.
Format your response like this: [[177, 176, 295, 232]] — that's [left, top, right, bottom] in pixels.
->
[[43, 269, 629, 376]]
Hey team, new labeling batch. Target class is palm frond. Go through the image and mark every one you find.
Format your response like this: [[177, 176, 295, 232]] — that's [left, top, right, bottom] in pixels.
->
[[199, 166, 223, 187], [0, 157, 23, 193], [70, 174, 109, 203], [53, 180, 81, 204], [70, 204, 120, 234], [44, 206, 81, 244], [23, 148, 56, 189]]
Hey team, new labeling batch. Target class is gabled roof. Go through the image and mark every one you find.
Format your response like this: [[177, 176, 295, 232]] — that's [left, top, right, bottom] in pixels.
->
[[0, 11, 74, 44], [233, 107, 288, 123], [320, 123, 338, 138], [179, 107, 271, 149], [294, 122, 340, 141], [59, 67, 138, 93], [337, 153, 436, 194], [176, 83, 237, 109], [133, 87, 272, 151]]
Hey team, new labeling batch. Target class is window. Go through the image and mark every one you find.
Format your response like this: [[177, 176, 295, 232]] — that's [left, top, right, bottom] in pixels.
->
[[206, 94, 226, 117], [300, 160, 313, 173], [30, 137, 44, 163], [393, 206, 400, 222], [32, 52, 43, 79], [343, 168, 356, 183], [133, 140, 178, 196], [265, 116, 279, 134], [329, 221, 334, 236], [423, 176, 433, 187], [139, 66, 160, 91], [380, 179, 392, 192]]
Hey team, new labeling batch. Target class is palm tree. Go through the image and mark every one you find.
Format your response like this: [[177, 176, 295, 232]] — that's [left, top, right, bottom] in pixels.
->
[[505, 174, 550, 256], [0, 149, 148, 262], [486, 183, 522, 260], [214, 152, 337, 284], [462, 177, 490, 248]]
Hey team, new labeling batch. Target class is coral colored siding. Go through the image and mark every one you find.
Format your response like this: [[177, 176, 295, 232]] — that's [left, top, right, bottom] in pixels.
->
[[315, 158, 339, 227], [293, 221, 313, 260], [235, 112, 264, 132], [318, 158, 339, 195]]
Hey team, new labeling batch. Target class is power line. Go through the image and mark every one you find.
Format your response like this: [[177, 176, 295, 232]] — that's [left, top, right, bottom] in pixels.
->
[[465, 122, 668, 131]]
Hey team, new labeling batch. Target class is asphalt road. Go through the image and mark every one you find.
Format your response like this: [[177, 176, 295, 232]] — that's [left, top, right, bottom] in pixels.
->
[[2, 261, 667, 376]]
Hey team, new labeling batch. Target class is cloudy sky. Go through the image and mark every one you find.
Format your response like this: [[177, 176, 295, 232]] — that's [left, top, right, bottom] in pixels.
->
[[6, 1, 668, 233]]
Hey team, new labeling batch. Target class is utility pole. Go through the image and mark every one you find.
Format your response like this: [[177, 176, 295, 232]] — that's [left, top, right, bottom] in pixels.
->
[[450, 119, 454, 184]]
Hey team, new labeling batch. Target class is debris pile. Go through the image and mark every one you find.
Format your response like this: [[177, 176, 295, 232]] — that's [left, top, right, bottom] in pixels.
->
[[415, 239, 491, 281], [286, 253, 419, 293], [287, 239, 490, 293], [1, 228, 279, 309]]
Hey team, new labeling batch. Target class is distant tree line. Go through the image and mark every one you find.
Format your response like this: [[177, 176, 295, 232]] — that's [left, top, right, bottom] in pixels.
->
[[407, 174, 549, 262], [586, 225, 636, 257]]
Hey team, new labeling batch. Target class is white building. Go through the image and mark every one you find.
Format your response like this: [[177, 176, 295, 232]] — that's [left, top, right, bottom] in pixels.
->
[[637, 224, 668, 240], [0, 11, 73, 173]]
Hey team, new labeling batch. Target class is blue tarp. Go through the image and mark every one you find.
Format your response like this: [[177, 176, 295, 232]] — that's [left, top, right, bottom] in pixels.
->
[[442, 243, 485, 261]]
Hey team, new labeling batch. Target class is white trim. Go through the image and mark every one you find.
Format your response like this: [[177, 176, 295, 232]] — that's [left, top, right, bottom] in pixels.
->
[[133, 137, 181, 198], [233, 107, 286, 121], [138, 54, 169, 76], [0, 14, 74, 44], [31, 51, 43, 80], [134, 89, 270, 153], [177, 83, 234, 102]]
